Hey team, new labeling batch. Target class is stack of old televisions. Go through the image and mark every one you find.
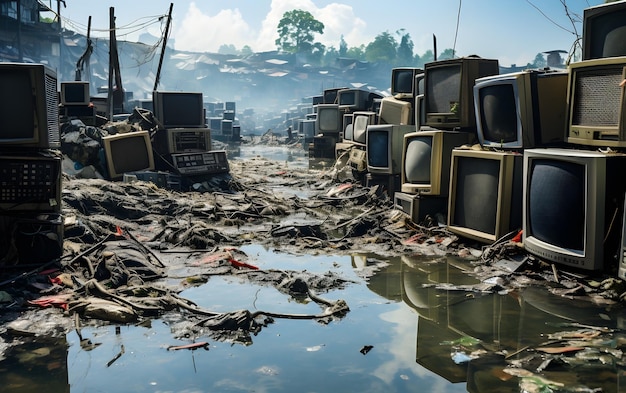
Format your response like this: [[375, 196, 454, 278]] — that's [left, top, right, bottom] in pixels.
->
[[447, 1, 626, 277], [151, 91, 229, 190], [520, 1, 626, 276], [310, 87, 346, 160], [0, 63, 64, 268], [362, 67, 425, 197], [205, 101, 240, 143], [59, 80, 96, 126], [392, 57, 501, 225]]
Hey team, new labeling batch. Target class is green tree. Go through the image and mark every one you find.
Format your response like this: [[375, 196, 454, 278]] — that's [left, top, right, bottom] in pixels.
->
[[275, 10, 325, 54], [339, 35, 348, 57], [241, 45, 253, 56], [346, 44, 366, 60], [396, 30, 414, 65], [531, 53, 546, 68], [438, 48, 456, 60], [218, 44, 238, 55], [418, 50, 435, 67], [365, 31, 397, 63], [322, 45, 339, 66]]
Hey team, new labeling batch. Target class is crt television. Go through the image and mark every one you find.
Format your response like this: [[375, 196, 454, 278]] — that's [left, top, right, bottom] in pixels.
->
[[352, 111, 377, 145], [300, 119, 316, 138], [400, 130, 470, 196], [342, 113, 354, 142], [221, 120, 233, 136], [323, 87, 348, 104], [473, 69, 568, 149], [315, 104, 341, 135], [523, 148, 626, 271], [102, 131, 155, 180], [366, 124, 414, 175], [566, 56, 626, 148], [447, 149, 523, 244], [60, 81, 90, 106], [0, 62, 59, 149], [390, 67, 423, 99], [582, 0, 626, 60], [337, 88, 370, 112], [424, 56, 499, 131], [378, 97, 412, 125], [414, 94, 426, 129], [153, 128, 211, 155], [153, 91, 205, 129]]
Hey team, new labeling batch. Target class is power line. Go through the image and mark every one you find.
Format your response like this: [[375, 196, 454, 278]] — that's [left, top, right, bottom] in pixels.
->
[[452, 0, 462, 57], [525, 0, 576, 35]]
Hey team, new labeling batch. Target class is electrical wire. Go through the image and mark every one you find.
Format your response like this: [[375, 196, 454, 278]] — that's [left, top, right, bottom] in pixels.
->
[[60, 14, 166, 37], [452, 0, 462, 58], [525, 0, 576, 35]]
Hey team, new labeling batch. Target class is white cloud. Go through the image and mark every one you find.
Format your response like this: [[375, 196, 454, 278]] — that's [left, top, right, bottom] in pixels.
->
[[173, 2, 256, 52], [172, 0, 373, 54], [314, 3, 370, 49]]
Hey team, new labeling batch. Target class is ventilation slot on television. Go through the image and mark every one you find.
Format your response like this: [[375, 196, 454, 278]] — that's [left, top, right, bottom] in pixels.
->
[[0, 154, 62, 212]]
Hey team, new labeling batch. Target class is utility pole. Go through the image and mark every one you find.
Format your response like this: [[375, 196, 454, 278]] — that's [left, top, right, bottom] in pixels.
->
[[153, 3, 173, 92], [17, 0, 22, 62], [76, 16, 92, 81], [108, 7, 115, 120]]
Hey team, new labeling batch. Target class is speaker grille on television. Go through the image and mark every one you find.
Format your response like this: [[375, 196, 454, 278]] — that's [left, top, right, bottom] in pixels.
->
[[572, 66, 623, 127]]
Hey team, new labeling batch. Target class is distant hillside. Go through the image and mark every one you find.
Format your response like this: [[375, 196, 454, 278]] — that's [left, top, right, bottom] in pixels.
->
[[60, 31, 393, 113]]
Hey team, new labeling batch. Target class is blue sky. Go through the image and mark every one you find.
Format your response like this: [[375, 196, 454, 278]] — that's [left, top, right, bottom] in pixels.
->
[[59, 0, 604, 67]]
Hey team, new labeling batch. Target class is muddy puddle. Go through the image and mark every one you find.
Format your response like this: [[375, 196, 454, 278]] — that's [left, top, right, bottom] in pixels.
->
[[1, 144, 625, 392], [2, 245, 624, 393]]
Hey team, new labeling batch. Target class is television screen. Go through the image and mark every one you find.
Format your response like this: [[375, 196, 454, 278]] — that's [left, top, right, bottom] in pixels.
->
[[301, 119, 316, 138], [424, 56, 499, 131], [323, 87, 347, 104], [474, 70, 568, 149], [315, 104, 341, 134], [338, 90, 355, 106], [391, 67, 423, 99], [566, 57, 626, 148], [523, 148, 626, 271], [378, 97, 412, 125], [343, 124, 354, 143], [447, 149, 523, 244], [477, 83, 517, 143], [366, 124, 414, 175], [0, 63, 59, 149], [337, 88, 376, 112], [401, 130, 469, 195], [311, 95, 324, 105], [153, 91, 205, 129], [343, 114, 354, 142], [102, 131, 155, 180], [352, 111, 377, 145], [404, 136, 431, 184], [61, 81, 90, 106], [582, 0, 626, 60]]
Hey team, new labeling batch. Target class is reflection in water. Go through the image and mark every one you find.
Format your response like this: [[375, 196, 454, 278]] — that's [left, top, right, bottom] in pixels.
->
[[0, 336, 69, 392], [2, 250, 625, 392], [395, 254, 626, 392]]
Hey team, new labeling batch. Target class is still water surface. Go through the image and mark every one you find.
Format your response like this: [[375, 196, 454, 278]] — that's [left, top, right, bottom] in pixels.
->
[[2, 247, 624, 392]]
